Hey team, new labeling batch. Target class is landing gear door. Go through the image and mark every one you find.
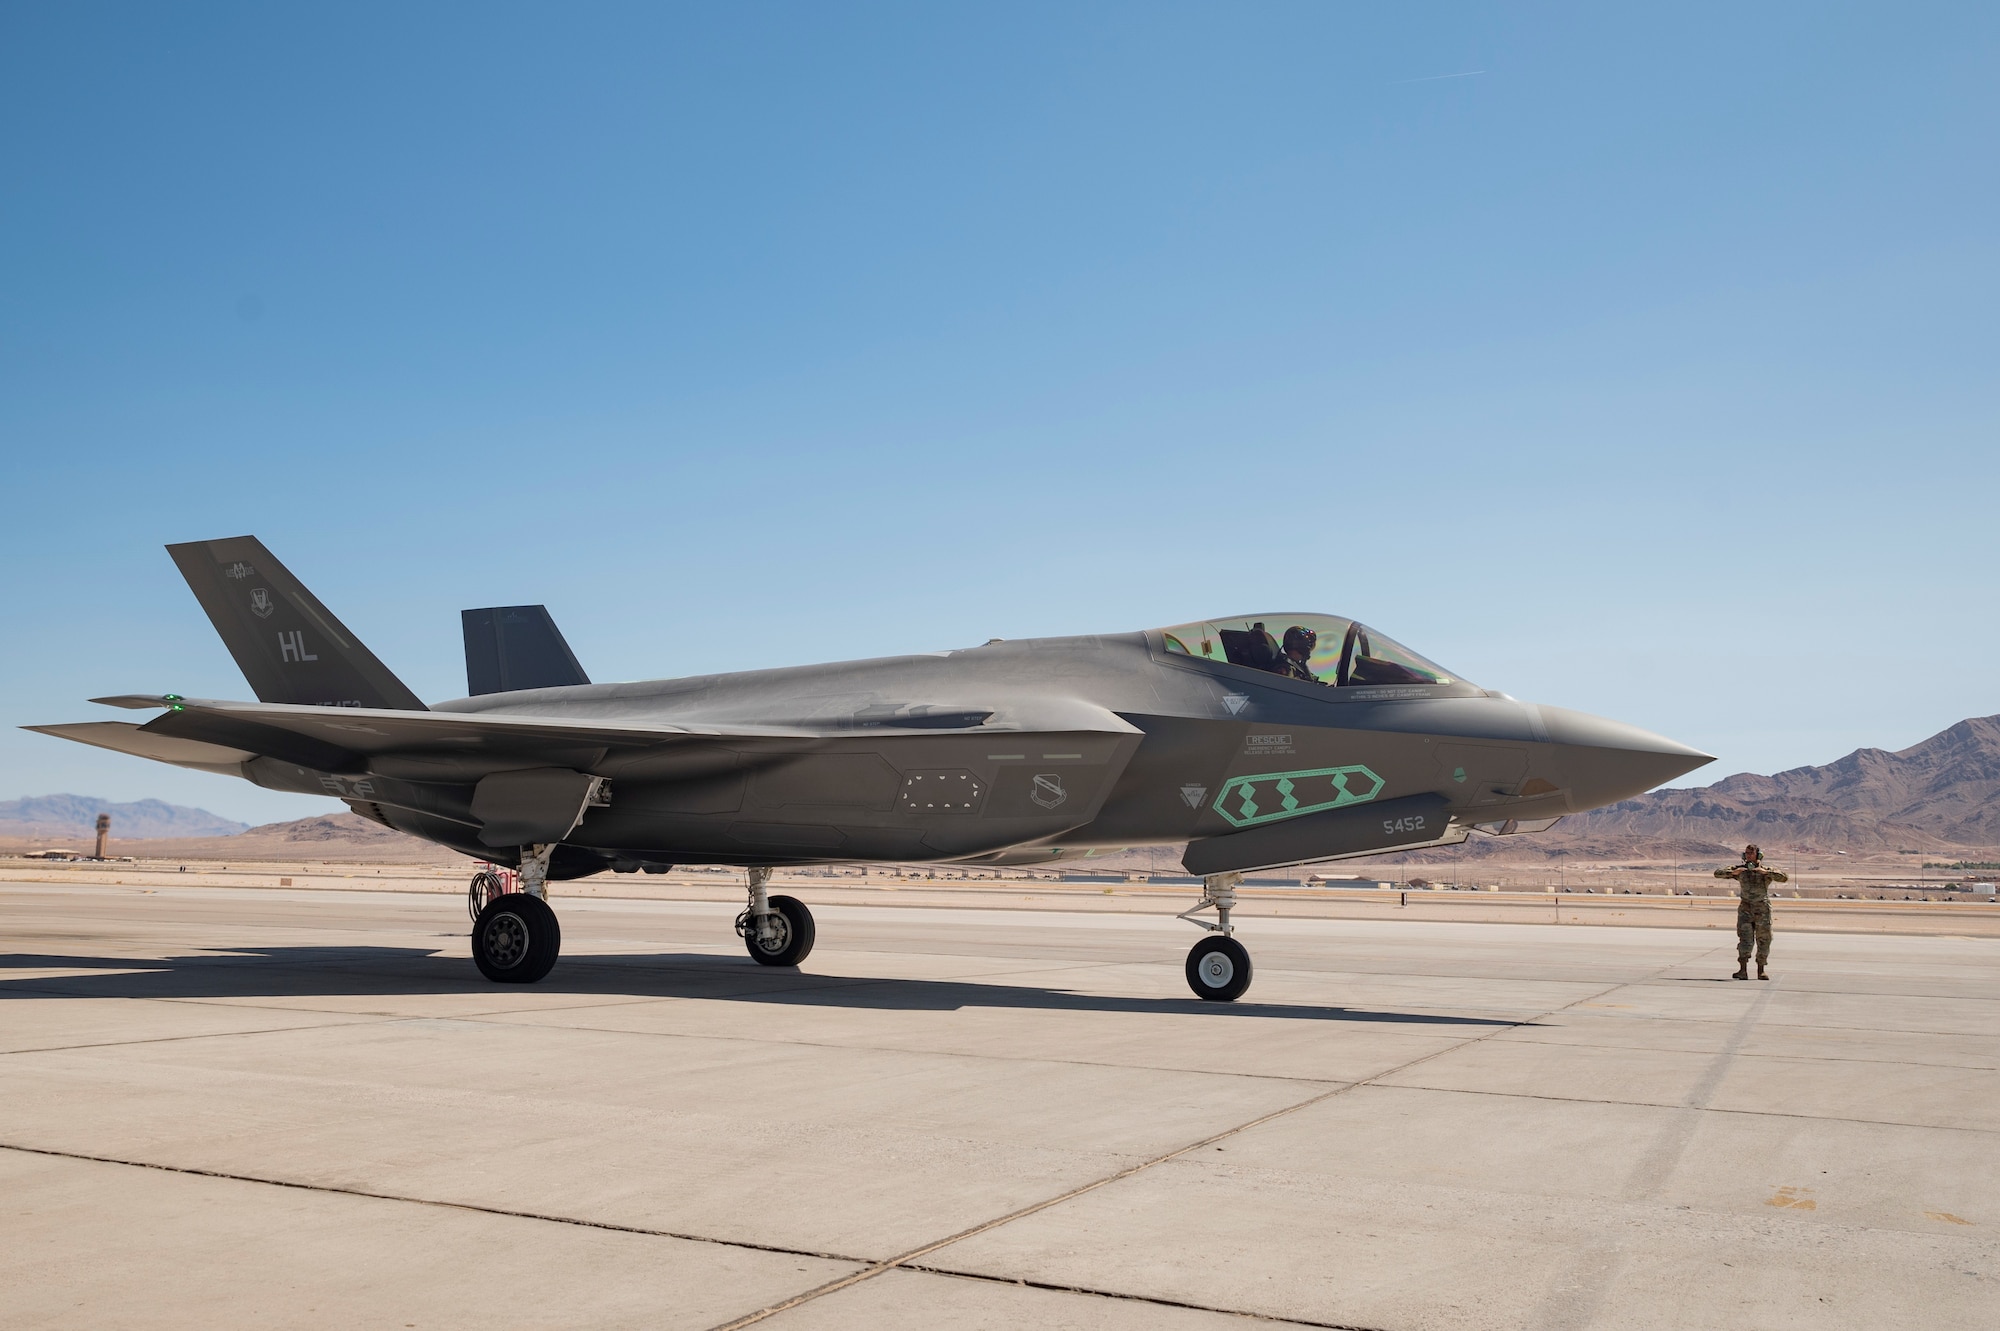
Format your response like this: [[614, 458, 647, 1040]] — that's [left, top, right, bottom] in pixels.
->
[[1435, 743, 1529, 809]]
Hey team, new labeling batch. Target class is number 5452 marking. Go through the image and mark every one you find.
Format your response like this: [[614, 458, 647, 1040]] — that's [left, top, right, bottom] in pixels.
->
[[1383, 815, 1428, 835]]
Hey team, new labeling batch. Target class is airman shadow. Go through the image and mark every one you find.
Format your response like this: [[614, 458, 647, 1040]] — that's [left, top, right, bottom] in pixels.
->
[[0, 948, 1522, 1026]]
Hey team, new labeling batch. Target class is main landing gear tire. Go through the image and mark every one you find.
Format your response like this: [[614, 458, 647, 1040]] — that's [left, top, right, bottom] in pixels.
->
[[473, 892, 561, 984], [742, 894, 815, 968], [1186, 935, 1252, 1002]]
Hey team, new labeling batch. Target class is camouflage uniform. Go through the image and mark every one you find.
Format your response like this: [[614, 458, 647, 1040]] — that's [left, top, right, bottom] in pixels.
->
[[1715, 860, 1788, 970], [1276, 654, 1317, 683]]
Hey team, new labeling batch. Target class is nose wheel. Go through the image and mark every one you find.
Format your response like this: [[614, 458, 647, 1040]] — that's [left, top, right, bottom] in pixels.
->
[[1186, 935, 1252, 1001]]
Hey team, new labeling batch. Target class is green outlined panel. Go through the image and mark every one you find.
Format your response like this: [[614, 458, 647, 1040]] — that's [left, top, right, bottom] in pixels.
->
[[1212, 764, 1385, 829]]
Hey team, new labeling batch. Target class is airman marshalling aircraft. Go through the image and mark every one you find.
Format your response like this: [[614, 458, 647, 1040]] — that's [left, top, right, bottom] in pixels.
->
[[31, 538, 1710, 1000]]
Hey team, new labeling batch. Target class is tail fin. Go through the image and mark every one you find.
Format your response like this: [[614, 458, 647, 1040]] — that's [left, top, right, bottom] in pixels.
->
[[166, 537, 427, 711], [461, 605, 591, 696]]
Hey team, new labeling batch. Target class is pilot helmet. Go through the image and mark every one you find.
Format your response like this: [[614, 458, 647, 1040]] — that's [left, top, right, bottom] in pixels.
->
[[1282, 625, 1318, 657], [1743, 843, 1762, 863]]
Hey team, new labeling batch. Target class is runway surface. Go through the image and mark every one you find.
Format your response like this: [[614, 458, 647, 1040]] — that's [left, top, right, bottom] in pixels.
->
[[2, 881, 1994, 1329]]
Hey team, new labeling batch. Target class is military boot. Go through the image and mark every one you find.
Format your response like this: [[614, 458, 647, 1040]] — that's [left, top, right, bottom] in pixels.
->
[[1757, 965, 1769, 980], [1732, 964, 1748, 980]]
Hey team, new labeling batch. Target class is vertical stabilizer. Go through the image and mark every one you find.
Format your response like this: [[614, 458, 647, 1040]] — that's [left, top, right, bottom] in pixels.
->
[[462, 606, 591, 696], [166, 537, 427, 710]]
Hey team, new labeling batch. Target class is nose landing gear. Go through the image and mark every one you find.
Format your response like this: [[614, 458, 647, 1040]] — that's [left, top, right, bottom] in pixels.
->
[[1187, 934, 1252, 1001], [1179, 871, 1253, 1001]]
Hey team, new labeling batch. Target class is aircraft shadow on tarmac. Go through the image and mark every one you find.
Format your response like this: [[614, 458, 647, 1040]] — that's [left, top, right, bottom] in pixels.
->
[[0, 948, 1521, 1026]]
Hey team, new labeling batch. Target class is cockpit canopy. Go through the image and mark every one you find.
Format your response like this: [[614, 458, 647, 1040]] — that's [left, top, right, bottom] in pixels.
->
[[1159, 614, 1462, 688]]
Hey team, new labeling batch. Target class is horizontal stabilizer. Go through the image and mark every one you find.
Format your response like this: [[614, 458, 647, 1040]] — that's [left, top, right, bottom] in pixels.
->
[[167, 537, 426, 711], [462, 606, 590, 696], [23, 722, 256, 777]]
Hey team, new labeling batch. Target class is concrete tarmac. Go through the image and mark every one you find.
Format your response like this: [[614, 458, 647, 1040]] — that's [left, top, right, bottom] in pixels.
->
[[2, 881, 1994, 1330]]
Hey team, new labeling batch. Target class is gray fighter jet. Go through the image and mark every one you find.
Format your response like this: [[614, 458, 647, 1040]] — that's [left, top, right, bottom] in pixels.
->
[[30, 537, 1711, 1000]]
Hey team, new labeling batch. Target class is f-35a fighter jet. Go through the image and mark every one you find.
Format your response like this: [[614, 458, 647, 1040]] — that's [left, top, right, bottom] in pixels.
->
[[31, 537, 1710, 1001]]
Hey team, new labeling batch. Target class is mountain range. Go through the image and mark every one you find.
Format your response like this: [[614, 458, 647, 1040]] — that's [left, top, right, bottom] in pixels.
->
[[0, 794, 248, 841]]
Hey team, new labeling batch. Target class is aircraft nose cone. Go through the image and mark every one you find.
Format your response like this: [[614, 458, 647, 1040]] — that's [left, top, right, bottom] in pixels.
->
[[1536, 706, 1713, 813]]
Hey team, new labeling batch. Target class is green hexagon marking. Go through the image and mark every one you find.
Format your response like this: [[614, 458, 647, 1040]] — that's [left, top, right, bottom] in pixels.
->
[[1211, 765, 1386, 829]]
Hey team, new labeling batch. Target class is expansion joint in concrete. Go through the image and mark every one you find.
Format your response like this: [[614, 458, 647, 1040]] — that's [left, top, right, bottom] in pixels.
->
[[900, 1262, 1393, 1330], [0, 1141, 860, 1265], [703, 953, 1700, 1331]]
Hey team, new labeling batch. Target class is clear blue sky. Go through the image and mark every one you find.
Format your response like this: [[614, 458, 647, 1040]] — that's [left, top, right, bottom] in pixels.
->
[[4, 3, 1996, 825]]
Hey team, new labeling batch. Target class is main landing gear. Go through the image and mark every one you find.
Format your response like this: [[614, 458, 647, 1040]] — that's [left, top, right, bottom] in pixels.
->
[[471, 844, 562, 984], [735, 866, 816, 967], [1179, 872, 1252, 1002], [467, 856, 818, 983]]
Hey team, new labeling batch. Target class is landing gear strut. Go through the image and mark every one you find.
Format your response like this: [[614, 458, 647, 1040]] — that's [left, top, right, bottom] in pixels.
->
[[1179, 871, 1252, 1001], [735, 866, 815, 967], [471, 845, 562, 984]]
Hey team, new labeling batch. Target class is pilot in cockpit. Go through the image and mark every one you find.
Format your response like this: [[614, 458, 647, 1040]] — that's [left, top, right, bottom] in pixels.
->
[[1276, 625, 1319, 683]]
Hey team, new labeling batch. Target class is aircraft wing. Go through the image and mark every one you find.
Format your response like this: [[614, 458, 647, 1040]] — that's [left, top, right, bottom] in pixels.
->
[[37, 694, 1138, 774], [30, 695, 1144, 853]]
